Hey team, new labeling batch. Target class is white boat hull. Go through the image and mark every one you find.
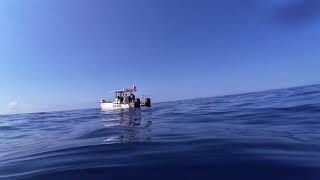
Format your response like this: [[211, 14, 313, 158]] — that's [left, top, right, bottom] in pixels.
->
[[100, 102, 131, 110]]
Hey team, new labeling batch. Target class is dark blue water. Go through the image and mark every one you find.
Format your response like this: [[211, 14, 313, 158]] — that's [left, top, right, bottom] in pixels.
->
[[1, 84, 320, 180]]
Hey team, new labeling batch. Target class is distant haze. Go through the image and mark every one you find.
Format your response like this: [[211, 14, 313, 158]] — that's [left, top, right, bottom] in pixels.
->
[[0, 0, 319, 114]]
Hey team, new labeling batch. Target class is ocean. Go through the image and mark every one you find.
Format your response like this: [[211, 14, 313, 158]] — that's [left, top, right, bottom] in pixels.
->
[[1, 84, 320, 180]]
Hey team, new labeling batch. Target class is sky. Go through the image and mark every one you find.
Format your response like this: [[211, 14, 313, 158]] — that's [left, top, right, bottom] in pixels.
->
[[0, 0, 320, 114]]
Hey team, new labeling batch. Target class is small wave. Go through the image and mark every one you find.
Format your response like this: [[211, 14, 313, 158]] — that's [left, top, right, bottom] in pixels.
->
[[274, 104, 320, 113], [0, 125, 19, 131]]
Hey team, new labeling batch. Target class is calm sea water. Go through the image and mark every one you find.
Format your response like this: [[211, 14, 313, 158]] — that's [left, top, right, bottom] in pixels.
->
[[1, 84, 320, 180]]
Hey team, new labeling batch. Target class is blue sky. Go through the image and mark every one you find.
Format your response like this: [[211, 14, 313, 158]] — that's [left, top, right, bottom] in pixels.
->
[[1, 0, 320, 114]]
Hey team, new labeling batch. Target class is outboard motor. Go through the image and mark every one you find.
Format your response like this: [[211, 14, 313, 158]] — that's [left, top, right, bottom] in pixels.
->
[[134, 98, 141, 108], [144, 98, 151, 107]]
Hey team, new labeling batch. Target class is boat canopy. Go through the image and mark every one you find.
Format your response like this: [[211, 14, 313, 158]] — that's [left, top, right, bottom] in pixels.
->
[[112, 89, 134, 93]]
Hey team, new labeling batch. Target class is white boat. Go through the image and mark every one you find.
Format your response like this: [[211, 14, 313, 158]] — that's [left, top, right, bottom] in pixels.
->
[[100, 86, 151, 110]]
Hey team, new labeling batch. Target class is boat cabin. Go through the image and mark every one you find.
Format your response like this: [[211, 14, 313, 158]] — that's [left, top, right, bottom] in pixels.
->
[[112, 89, 136, 104]]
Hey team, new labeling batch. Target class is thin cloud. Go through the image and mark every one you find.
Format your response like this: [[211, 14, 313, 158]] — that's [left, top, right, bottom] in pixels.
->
[[7, 101, 18, 112], [5, 99, 51, 114], [6, 100, 34, 114]]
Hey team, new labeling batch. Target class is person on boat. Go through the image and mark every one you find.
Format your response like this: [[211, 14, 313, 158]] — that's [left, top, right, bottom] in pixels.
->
[[124, 95, 129, 104], [119, 96, 124, 104], [129, 93, 135, 103], [116, 96, 120, 104]]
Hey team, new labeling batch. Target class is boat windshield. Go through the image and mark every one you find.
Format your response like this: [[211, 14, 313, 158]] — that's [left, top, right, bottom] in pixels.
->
[[113, 89, 134, 98], [114, 91, 128, 98]]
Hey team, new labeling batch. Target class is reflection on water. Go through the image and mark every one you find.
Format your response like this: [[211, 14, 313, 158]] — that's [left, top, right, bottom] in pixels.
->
[[100, 108, 152, 144]]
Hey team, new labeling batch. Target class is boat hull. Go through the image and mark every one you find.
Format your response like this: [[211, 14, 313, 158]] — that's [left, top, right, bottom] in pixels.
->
[[100, 102, 131, 110]]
